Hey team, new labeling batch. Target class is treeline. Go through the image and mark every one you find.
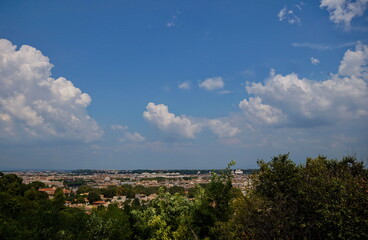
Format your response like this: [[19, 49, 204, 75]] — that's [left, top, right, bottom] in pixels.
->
[[1, 154, 367, 239], [72, 184, 189, 203], [64, 179, 95, 187]]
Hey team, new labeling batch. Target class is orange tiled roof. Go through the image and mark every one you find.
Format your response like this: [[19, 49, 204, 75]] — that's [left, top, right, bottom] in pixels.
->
[[39, 188, 55, 191]]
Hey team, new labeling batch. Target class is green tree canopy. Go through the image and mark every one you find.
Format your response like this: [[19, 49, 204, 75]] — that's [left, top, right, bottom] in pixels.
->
[[231, 154, 368, 240]]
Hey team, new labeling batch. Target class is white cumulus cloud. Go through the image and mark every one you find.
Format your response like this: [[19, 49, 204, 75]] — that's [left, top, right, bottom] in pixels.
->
[[143, 102, 202, 139], [320, 0, 368, 28], [239, 97, 287, 125], [240, 43, 368, 128], [143, 102, 240, 139], [199, 77, 224, 91], [338, 42, 368, 78], [0, 39, 102, 142], [208, 119, 241, 138]]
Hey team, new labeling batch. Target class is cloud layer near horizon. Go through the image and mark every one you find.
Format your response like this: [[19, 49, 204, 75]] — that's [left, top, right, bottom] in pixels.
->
[[0, 39, 102, 142]]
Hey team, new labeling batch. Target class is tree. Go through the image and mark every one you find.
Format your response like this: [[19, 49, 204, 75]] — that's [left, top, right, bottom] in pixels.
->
[[132, 190, 194, 240], [231, 154, 368, 240], [87, 191, 101, 204], [168, 186, 185, 196], [76, 185, 94, 194], [58, 207, 89, 239], [24, 188, 48, 201], [53, 188, 66, 209], [86, 204, 132, 240], [0, 174, 27, 196], [101, 185, 118, 198], [28, 181, 46, 190], [190, 161, 237, 239], [118, 184, 135, 198]]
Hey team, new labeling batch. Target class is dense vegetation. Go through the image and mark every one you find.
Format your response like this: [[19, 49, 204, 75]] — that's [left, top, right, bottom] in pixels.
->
[[1, 154, 367, 239]]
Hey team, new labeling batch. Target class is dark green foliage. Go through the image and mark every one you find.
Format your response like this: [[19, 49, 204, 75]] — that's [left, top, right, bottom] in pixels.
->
[[133, 185, 162, 196], [76, 185, 94, 194], [0, 173, 27, 196], [0, 155, 366, 240], [233, 154, 368, 240], [87, 191, 101, 204], [53, 188, 66, 209], [118, 184, 135, 198], [182, 176, 197, 181], [116, 177, 132, 181], [64, 179, 88, 187], [186, 187, 197, 198], [101, 185, 118, 198], [27, 181, 46, 190], [131, 197, 141, 208], [86, 204, 132, 240], [24, 187, 48, 201], [190, 161, 236, 239], [0, 172, 132, 240], [168, 185, 185, 195], [141, 176, 168, 182]]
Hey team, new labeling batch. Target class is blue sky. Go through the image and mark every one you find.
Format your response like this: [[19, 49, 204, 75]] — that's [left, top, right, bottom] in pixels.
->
[[0, 0, 367, 169]]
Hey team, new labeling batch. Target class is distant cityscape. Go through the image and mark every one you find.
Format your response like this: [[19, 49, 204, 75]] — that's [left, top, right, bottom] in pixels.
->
[[6, 168, 255, 211]]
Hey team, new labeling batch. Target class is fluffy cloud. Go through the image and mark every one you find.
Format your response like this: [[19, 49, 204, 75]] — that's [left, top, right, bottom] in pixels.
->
[[0, 39, 102, 142], [144, 45, 368, 143], [208, 119, 241, 138], [320, 0, 368, 27], [239, 97, 286, 125], [178, 81, 191, 90], [311, 57, 320, 65], [111, 123, 145, 142], [199, 77, 224, 91], [143, 102, 240, 139], [338, 42, 368, 78], [143, 102, 202, 139], [240, 43, 368, 128]]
